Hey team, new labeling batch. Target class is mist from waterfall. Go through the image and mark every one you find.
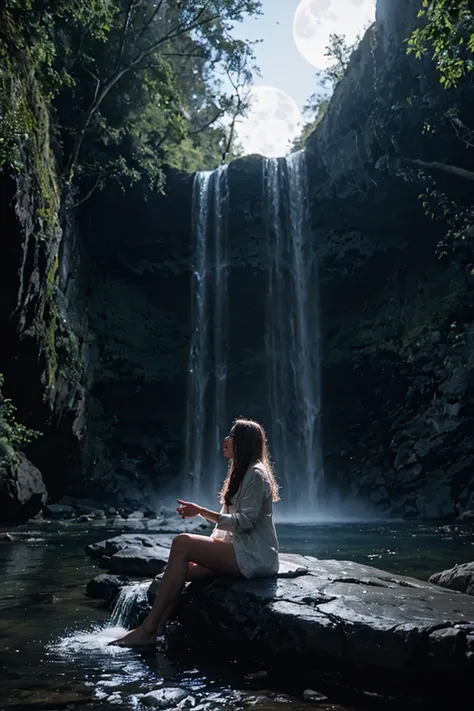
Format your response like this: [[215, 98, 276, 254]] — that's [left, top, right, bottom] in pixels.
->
[[184, 165, 229, 506], [264, 152, 323, 514]]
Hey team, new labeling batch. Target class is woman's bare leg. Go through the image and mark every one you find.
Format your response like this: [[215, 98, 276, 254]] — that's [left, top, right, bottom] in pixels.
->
[[110, 534, 238, 647], [154, 562, 215, 636]]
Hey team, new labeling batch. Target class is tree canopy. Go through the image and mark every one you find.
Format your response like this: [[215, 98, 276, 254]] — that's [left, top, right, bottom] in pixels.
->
[[0, 0, 262, 196]]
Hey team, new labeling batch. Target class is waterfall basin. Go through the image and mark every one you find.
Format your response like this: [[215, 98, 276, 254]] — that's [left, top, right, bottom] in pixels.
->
[[1, 521, 474, 709]]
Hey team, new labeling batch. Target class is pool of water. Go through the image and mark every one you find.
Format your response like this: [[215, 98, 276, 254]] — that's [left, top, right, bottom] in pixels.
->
[[0, 521, 473, 710], [278, 521, 474, 580]]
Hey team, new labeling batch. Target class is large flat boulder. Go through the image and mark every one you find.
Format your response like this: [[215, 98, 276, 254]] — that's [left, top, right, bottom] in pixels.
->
[[86, 533, 173, 576], [430, 561, 474, 596], [88, 538, 474, 698], [173, 555, 474, 698]]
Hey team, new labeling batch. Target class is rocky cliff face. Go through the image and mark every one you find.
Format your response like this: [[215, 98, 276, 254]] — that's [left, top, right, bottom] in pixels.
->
[[76, 175, 194, 505], [78, 157, 270, 506], [305, 0, 474, 518], [1, 0, 473, 522]]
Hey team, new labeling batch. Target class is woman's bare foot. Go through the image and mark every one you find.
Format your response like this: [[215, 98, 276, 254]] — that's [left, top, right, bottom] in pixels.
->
[[108, 624, 157, 648]]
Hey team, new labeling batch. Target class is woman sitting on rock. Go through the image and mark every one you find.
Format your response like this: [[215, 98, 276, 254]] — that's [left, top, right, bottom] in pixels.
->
[[111, 417, 280, 647]]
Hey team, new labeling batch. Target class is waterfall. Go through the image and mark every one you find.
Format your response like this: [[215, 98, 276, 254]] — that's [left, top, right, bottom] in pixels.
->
[[184, 165, 229, 505], [183, 153, 322, 515], [264, 152, 323, 513], [110, 582, 149, 628]]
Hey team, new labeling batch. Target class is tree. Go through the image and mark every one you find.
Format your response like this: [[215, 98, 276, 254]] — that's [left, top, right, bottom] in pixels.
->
[[60, 2, 260, 184], [292, 32, 358, 151], [0, 1, 117, 172], [0, 0, 262, 197]]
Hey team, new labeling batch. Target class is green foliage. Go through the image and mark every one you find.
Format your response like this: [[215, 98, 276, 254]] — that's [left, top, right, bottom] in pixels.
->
[[0, 2, 116, 95], [0, 2, 107, 211], [407, 0, 474, 88], [1, 0, 262, 197], [402, 3, 474, 262], [292, 32, 359, 151], [419, 185, 474, 261], [0, 374, 40, 456]]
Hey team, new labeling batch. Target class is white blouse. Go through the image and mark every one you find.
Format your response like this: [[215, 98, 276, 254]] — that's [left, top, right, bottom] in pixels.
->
[[211, 461, 279, 579]]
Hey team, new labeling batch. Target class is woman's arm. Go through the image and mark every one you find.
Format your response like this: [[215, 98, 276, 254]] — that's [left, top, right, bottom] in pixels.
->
[[197, 506, 220, 524], [176, 500, 220, 524]]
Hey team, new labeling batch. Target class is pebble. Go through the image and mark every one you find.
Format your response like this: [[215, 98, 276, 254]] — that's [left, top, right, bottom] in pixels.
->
[[107, 692, 123, 705], [139, 688, 189, 708], [303, 689, 328, 702]]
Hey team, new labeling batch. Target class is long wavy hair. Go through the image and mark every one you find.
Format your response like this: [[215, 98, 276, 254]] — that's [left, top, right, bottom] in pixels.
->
[[220, 418, 279, 506]]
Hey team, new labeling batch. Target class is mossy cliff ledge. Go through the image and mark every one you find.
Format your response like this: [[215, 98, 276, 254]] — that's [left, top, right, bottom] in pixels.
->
[[0, 68, 90, 520]]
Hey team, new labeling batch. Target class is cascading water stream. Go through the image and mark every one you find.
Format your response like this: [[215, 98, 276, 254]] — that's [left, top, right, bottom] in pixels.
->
[[109, 582, 150, 628], [264, 158, 292, 495], [210, 166, 229, 500], [184, 165, 229, 506], [185, 171, 211, 504], [264, 152, 323, 513]]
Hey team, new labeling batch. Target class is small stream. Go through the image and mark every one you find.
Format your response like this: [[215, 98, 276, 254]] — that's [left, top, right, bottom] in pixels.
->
[[0, 521, 473, 710]]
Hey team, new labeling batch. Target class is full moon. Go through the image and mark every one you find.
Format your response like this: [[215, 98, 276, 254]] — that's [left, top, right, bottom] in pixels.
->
[[235, 86, 302, 158], [293, 0, 376, 68]]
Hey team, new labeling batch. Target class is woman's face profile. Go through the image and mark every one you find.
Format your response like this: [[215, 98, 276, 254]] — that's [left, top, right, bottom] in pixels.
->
[[223, 430, 234, 459]]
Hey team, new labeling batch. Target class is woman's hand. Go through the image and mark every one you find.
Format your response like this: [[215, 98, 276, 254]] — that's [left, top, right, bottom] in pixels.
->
[[176, 499, 202, 519]]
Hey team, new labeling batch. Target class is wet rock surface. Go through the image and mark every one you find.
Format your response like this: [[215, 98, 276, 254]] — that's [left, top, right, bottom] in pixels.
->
[[101, 544, 170, 576], [430, 561, 474, 597], [86, 573, 131, 602], [86, 533, 174, 577], [44, 503, 76, 520], [0, 454, 48, 523], [90, 546, 474, 698], [171, 554, 474, 698], [138, 687, 189, 708]]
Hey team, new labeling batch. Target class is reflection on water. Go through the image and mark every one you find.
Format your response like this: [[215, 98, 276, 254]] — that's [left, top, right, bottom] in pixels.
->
[[0, 521, 473, 710]]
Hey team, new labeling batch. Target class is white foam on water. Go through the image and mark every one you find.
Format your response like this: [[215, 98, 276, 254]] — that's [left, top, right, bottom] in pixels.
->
[[52, 624, 131, 655]]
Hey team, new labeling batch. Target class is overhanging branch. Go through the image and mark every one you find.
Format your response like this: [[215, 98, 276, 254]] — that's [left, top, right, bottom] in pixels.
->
[[403, 157, 474, 182]]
